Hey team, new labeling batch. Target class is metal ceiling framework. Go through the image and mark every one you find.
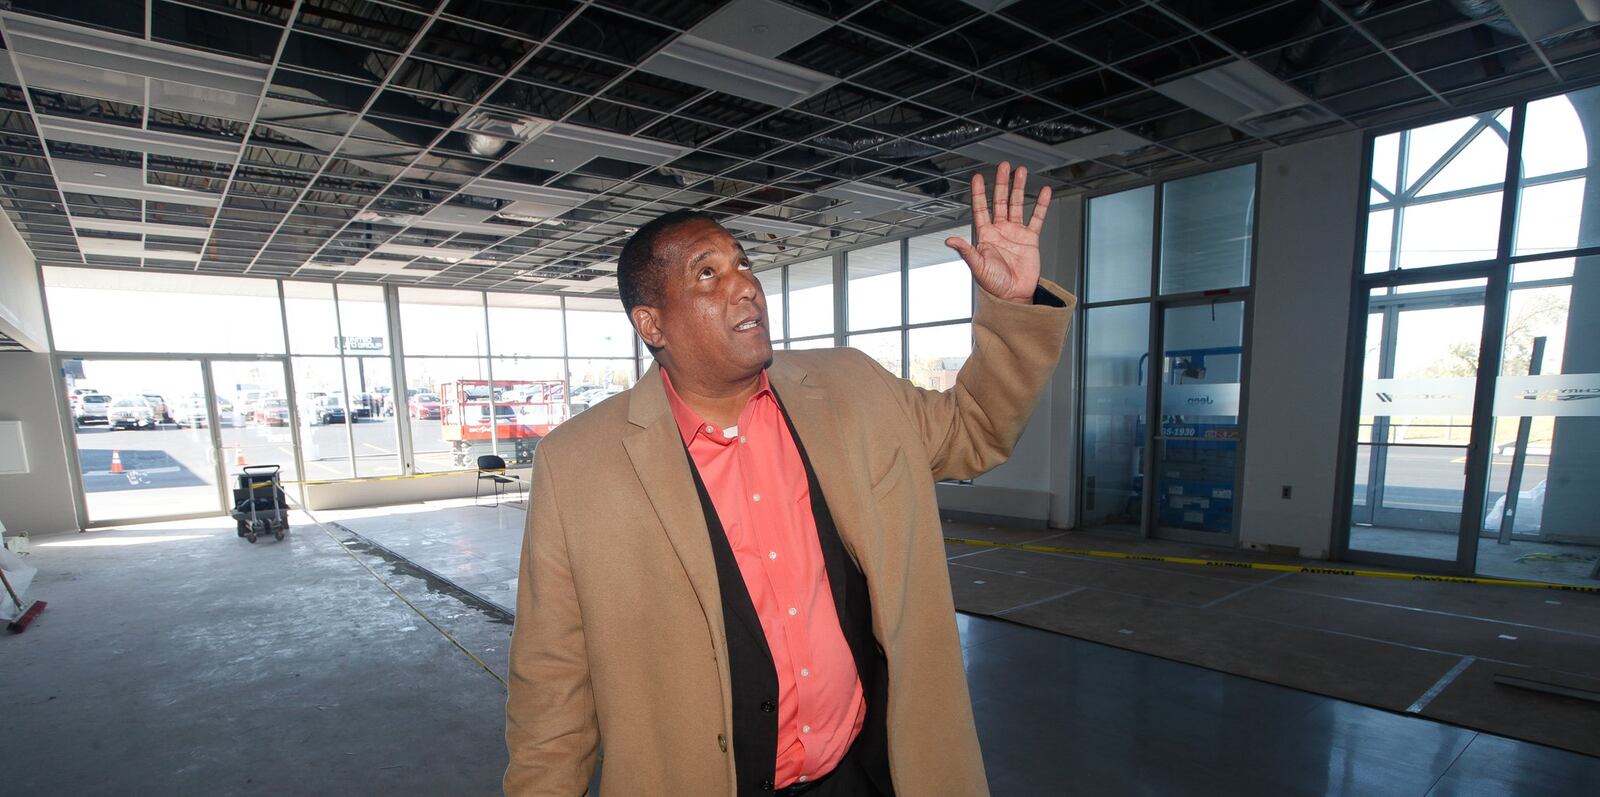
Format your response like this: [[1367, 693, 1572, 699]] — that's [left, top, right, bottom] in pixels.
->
[[0, 0, 1594, 299]]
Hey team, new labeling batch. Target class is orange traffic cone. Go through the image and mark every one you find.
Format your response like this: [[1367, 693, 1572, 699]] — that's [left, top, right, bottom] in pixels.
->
[[235, 446, 246, 466], [110, 449, 123, 474]]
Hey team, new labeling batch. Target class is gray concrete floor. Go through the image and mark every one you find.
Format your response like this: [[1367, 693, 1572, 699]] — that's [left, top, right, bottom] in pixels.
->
[[5, 505, 1598, 795]]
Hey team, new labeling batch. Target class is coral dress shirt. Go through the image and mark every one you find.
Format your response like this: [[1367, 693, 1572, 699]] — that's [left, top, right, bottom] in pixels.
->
[[662, 369, 866, 788]]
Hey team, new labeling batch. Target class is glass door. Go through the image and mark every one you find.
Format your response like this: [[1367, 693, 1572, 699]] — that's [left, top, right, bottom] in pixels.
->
[[1152, 299, 1246, 541], [209, 360, 299, 492], [66, 358, 220, 524], [1347, 280, 1487, 565], [1474, 260, 1600, 586]]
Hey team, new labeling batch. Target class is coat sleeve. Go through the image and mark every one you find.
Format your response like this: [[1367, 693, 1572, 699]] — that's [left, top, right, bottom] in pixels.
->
[[868, 279, 1074, 482], [505, 448, 600, 795]]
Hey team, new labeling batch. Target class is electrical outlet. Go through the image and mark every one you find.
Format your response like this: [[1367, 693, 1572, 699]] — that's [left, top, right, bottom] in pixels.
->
[[1281, 485, 1292, 499]]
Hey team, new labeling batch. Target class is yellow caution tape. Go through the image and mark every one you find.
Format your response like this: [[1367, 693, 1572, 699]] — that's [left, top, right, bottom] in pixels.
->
[[943, 537, 1600, 595]]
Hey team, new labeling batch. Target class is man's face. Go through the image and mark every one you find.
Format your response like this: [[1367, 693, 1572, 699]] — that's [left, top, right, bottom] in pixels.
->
[[638, 218, 772, 382]]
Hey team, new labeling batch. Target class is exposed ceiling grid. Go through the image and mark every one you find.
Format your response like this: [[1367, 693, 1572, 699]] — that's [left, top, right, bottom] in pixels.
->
[[0, 0, 1593, 298]]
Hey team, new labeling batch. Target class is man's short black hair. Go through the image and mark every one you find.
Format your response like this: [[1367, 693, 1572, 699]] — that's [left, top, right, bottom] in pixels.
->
[[618, 209, 718, 315]]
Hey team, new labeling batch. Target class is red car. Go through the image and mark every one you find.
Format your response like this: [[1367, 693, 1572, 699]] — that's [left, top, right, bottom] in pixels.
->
[[252, 398, 290, 426], [409, 392, 441, 419]]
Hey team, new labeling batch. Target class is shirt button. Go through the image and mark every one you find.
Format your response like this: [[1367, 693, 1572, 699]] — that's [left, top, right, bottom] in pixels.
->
[[800, 667, 809, 678], [752, 493, 761, 502], [705, 424, 715, 434], [769, 551, 777, 560], [740, 436, 747, 444], [788, 607, 797, 616], [798, 776, 808, 783], [802, 724, 811, 734]]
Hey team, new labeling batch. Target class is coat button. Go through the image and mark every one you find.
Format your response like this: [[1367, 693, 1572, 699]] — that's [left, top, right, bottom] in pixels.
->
[[760, 779, 774, 791], [760, 701, 776, 713], [717, 734, 728, 753]]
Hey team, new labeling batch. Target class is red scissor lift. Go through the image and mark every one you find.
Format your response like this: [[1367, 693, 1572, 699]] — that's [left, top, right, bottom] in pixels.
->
[[438, 379, 567, 468]]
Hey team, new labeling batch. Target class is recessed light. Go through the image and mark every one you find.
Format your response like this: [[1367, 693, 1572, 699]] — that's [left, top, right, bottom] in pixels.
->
[[543, 157, 557, 164], [92, 172, 107, 177]]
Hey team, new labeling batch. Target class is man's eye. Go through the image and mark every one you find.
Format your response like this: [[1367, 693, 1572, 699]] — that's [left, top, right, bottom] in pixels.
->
[[737, 261, 752, 271], [698, 267, 715, 280]]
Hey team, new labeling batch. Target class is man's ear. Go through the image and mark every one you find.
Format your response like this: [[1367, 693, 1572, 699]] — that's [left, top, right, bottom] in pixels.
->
[[632, 305, 666, 351]]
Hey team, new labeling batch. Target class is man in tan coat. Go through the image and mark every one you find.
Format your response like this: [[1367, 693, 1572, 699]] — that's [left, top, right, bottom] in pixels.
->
[[506, 162, 1072, 796]]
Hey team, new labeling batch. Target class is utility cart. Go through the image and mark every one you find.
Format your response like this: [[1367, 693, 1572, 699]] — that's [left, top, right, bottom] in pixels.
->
[[231, 464, 289, 543]]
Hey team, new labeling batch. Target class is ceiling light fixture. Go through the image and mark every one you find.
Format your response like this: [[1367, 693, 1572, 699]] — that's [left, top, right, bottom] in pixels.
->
[[1499, 0, 1600, 41], [642, 33, 837, 107], [954, 133, 1072, 174], [1154, 60, 1334, 136], [726, 214, 819, 237], [817, 182, 931, 216]]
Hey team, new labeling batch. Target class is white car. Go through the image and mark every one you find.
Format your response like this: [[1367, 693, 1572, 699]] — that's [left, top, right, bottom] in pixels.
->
[[74, 393, 112, 425], [108, 397, 156, 430]]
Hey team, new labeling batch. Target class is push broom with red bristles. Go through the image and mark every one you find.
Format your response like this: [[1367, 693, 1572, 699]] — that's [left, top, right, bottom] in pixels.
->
[[0, 566, 44, 633]]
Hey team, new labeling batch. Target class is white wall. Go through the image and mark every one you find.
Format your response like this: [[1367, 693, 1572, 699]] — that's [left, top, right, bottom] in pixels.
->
[[0, 352, 81, 535], [0, 213, 47, 351], [1236, 132, 1364, 557], [935, 195, 1080, 526]]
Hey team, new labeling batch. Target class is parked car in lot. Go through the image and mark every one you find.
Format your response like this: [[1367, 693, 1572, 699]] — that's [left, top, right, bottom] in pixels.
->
[[140, 393, 172, 424], [236, 390, 272, 418], [570, 385, 624, 413], [173, 397, 208, 427], [311, 395, 346, 425], [74, 393, 112, 426], [69, 386, 101, 413], [252, 398, 290, 426], [108, 396, 157, 429], [409, 392, 441, 419]]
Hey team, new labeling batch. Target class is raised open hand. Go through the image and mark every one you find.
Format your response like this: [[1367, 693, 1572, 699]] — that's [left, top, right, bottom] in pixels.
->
[[945, 161, 1052, 303]]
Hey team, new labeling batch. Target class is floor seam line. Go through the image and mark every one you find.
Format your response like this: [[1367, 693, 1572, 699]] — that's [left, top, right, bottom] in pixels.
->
[[292, 504, 510, 688], [995, 587, 1088, 616], [1423, 734, 1479, 796], [1199, 572, 1295, 609], [1407, 655, 1477, 714]]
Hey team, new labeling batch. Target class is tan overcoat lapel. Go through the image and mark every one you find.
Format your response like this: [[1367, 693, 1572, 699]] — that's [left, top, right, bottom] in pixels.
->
[[622, 365, 726, 644], [766, 357, 877, 582]]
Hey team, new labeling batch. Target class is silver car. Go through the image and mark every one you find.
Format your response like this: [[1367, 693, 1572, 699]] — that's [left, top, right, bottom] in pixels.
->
[[108, 397, 156, 430]]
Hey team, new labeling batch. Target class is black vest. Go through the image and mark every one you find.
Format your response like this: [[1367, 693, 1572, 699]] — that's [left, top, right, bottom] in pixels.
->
[[682, 393, 893, 796]]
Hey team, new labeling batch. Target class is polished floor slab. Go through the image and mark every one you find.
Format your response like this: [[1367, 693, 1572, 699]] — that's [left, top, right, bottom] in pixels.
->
[[316, 501, 1598, 793], [11, 508, 1595, 795]]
